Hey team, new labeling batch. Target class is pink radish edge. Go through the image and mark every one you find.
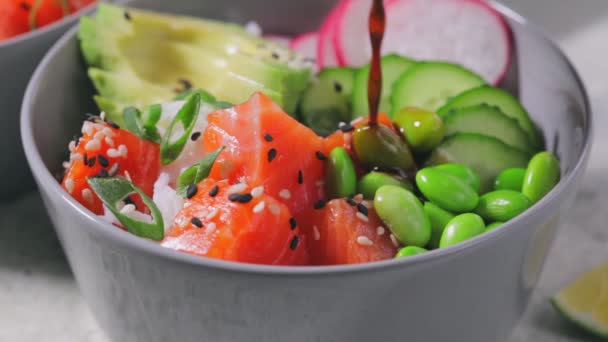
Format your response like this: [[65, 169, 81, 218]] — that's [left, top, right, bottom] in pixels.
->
[[289, 31, 317, 50], [317, 0, 347, 67], [264, 34, 292, 47]]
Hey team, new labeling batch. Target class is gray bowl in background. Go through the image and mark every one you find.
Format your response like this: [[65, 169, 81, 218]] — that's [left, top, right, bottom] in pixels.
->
[[21, 1, 591, 341]]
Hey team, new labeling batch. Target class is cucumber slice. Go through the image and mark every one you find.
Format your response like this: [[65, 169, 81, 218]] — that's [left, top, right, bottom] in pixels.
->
[[351, 54, 416, 119], [443, 104, 534, 154], [438, 86, 541, 148], [427, 133, 530, 193], [318, 67, 357, 100], [298, 77, 350, 136], [391, 61, 485, 114]]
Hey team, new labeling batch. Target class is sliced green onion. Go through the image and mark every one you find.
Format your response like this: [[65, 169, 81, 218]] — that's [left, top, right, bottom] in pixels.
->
[[87, 177, 164, 241], [212, 101, 234, 109], [176, 146, 225, 197], [122, 106, 161, 143], [141, 104, 162, 128], [174, 88, 216, 103], [160, 93, 201, 165]]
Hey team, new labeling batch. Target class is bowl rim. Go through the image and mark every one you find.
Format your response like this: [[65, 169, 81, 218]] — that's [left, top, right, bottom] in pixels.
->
[[21, 1, 593, 276]]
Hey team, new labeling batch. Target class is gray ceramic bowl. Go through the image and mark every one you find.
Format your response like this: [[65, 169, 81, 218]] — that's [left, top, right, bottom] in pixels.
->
[[0, 1, 103, 199], [21, 1, 591, 341]]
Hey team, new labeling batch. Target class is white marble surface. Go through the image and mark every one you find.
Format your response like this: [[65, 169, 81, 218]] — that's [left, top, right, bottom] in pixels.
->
[[2, 1, 608, 341]]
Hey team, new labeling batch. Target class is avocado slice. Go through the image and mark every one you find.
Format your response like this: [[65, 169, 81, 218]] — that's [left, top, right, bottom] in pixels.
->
[[79, 4, 313, 121]]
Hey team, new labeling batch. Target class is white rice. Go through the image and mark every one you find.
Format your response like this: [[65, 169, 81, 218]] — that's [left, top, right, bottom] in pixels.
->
[[153, 172, 184, 232]]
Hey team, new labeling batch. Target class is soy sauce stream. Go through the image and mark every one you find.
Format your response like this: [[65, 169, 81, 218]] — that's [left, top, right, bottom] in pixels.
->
[[367, 0, 386, 125]]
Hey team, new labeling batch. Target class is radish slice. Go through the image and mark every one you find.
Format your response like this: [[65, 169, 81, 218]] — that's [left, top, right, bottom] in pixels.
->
[[317, 1, 346, 68], [264, 34, 292, 47], [335, 0, 511, 84], [290, 32, 318, 61]]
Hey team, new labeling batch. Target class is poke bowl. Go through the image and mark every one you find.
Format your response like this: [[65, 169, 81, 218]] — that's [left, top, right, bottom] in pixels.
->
[[21, 0, 591, 341], [0, 0, 101, 198]]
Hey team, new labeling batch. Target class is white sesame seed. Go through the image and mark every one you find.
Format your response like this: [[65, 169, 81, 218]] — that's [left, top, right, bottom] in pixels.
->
[[315, 180, 325, 187], [100, 112, 106, 121], [70, 153, 83, 162], [65, 178, 75, 194], [94, 131, 105, 141], [376, 226, 385, 235], [84, 139, 101, 152], [107, 148, 121, 158], [62, 161, 71, 169], [253, 201, 265, 213], [102, 127, 115, 137], [278, 189, 291, 199], [82, 122, 94, 136], [118, 144, 128, 157], [205, 222, 216, 234], [338, 121, 346, 127], [105, 137, 115, 147], [356, 212, 369, 222], [356, 236, 374, 246], [206, 208, 219, 220], [120, 204, 136, 215], [361, 201, 373, 208], [82, 189, 94, 204], [226, 183, 248, 195], [268, 204, 280, 215], [68, 140, 77, 153], [124, 170, 132, 182], [353, 194, 364, 202], [251, 186, 264, 198], [313, 225, 320, 241], [390, 234, 399, 247]]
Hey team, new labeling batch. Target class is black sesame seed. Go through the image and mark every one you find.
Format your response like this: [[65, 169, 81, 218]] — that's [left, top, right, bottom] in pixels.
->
[[289, 235, 299, 250], [98, 155, 109, 168], [315, 151, 327, 161], [271, 52, 280, 59], [73, 134, 82, 147], [339, 123, 355, 132], [313, 199, 326, 210], [179, 78, 192, 90], [297, 170, 303, 184], [267, 148, 277, 162], [124, 196, 135, 206], [190, 131, 201, 141], [191, 217, 203, 228], [263, 133, 273, 142], [20, 2, 30, 10], [333, 81, 343, 93], [208, 185, 219, 197], [124, 11, 131, 21], [289, 217, 297, 230], [83, 153, 88, 166], [106, 120, 120, 129], [186, 184, 198, 199], [87, 156, 97, 167], [357, 203, 369, 216], [96, 169, 109, 178], [345, 198, 357, 206], [228, 193, 253, 203]]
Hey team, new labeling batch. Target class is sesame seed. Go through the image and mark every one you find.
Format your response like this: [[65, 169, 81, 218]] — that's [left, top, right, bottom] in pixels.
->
[[107, 148, 121, 158], [279, 189, 291, 199], [190, 132, 201, 141], [228, 193, 253, 203], [338, 121, 346, 128], [106, 120, 120, 129], [313, 225, 320, 240], [339, 123, 354, 132], [82, 189, 94, 204], [226, 183, 248, 195], [356, 236, 374, 246], [297, 170, 303, 184], [108, 163, 120, 177], [120, 204, 136, 215], [345, 198, 357, 206], [315, 151, 327, 161], [118, 144, 128, 158], [98, 155, 109, 168], [102, 127, 114, 138], [68, 140, 76, 152], [267, 148, 277, 162], [205, 222, 216, 234], [206, 208, 219, 220], [361, 201, 373, 208], [86, 156, 96, 167], [208, 185, 219, 197], [83, 122, 94, 136], [190, 217, 203, 228], [253, 201, 265, 213], [356, 212, 369, 222], [179, 78, 193, 90], [100, 112, 106, 121], [65, 178, 75, 194], [84, 139, 101, 152], [186, 184, 198, 199], [272, 52, 280, 59], [356, 203, 369, 216], [124, 196, 135, 206], [313, 199, 326, 210], [263, 133, 273, 142], [353, 194, 364, 202], [105, 137, 115, 146], [377, 226, 385, 235], [268, 204, 280, 215], [70, 153, 83, 163], [390, 234, 399, 247], [289, 236, 299, 250], [124, 11, 131, 21], [124, 170, 132, 182], [333, 81, 343, 93], [94, 131, 105, 141], [62, 161, 71, 169], [251, 186, 264, 198], [289, 217, 297, 230]]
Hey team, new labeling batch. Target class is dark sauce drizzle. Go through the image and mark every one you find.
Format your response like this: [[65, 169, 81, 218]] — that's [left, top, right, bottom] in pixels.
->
[[367, 0, 386, 125]]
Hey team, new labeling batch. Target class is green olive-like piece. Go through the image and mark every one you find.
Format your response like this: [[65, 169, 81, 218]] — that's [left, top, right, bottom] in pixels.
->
[[494, 167, 526, 191], [393, 107, 445, 153], [439, 213, 485, 248], [522, 151, 560, 204], [325, 147, 357, 199], [352, 124, 415, 172], [423, 202, 455, 249], [434, 163, 481, 194], [357, 171, 413, 200], [485, 222, 504, 232], [395, 246, 428, 258], [416, 167, 479, 213], [474, 190, 531, 222]]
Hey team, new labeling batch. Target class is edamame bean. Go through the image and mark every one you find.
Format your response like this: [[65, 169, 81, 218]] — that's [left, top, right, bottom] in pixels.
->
[[374, 185, 431, 247], [395, 246, 428, 258], [485, 222, 504, 232], [423, 202, 455, 249], [358, 171, 413, 199], [393, 107, 445, 153], [435, 163, 481, 193], [474, 190, 531, 222], [494, 167, 526, 191], [522, 151, 560, 203], [439, 213, 485, 248], [416, 167, 479, 212], [352, 124, 415, 172], [325, 147, 357, 198]]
